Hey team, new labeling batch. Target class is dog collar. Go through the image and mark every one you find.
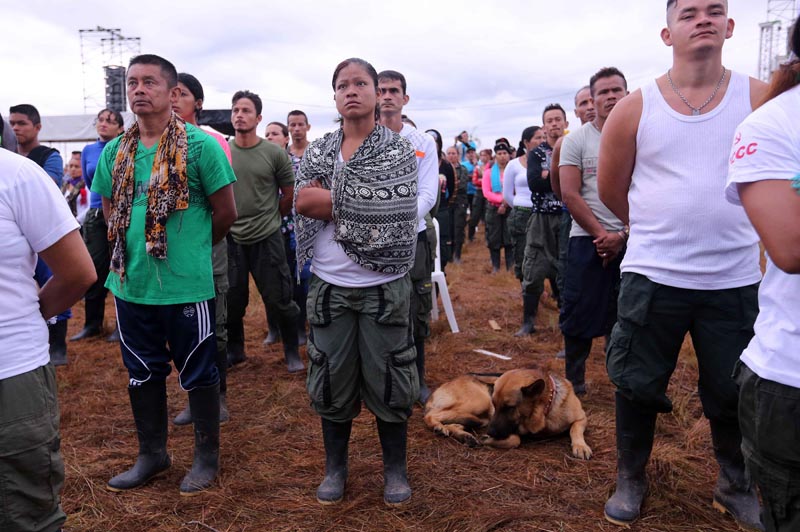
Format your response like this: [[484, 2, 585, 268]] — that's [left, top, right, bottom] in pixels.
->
[[544, 375, 557, 416]]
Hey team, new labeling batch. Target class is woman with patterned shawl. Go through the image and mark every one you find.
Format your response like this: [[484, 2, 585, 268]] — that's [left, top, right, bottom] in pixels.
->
[[294, 58, 419, 508]]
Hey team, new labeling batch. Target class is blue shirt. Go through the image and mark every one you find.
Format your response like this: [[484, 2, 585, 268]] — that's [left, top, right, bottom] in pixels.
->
[[82, 139, 110, 209], [461, 161, 476, 195], [42, 152, 63, 188]]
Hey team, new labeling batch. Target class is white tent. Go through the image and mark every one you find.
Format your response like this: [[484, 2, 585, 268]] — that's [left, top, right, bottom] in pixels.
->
[[39, 113, 135, 143]]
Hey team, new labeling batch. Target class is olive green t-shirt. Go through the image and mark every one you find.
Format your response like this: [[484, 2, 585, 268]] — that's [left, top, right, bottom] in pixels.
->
[[91, 123, 236, 304], [228, 138, 294, 244]]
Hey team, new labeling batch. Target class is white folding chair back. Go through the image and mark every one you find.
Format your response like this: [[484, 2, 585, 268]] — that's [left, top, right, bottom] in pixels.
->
[[430, 218, 459, 333]]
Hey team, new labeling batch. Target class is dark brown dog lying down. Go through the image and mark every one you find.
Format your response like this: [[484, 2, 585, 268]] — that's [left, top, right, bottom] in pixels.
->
[[423, 368, 592, 459]]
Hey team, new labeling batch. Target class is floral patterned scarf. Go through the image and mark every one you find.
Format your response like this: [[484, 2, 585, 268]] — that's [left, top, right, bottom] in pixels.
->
[[107, 113, 188, 281]]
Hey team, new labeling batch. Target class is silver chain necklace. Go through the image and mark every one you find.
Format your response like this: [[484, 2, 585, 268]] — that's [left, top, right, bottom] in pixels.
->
[[666, 67, 727, 116]]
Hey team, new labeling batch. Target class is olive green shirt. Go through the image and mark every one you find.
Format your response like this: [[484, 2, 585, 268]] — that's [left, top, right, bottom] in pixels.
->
[[228, 138, 294, 244]]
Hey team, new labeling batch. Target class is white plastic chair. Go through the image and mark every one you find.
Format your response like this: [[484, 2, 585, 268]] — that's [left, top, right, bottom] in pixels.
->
[[430, 218, 459, 333]]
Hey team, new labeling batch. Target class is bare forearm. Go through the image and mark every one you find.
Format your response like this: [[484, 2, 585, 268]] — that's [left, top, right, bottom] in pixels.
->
[[279, 195, 293, 217], [599, 190, 629, 226], [296, 187, 333, 221], [563, 191, 607, 238], [38, 230, 96, 319]]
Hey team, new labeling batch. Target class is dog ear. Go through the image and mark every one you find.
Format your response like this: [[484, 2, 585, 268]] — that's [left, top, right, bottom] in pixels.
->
[[521, 379, 545, 398]]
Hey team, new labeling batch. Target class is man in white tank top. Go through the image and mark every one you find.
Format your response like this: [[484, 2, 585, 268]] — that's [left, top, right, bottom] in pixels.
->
[[597, 1, 767, 529]]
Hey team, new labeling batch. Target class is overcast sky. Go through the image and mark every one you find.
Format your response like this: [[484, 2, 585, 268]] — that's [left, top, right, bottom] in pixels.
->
[[1, 1, 776, 149]]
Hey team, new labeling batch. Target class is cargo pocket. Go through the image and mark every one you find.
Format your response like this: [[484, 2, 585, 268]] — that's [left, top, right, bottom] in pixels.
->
[[374, 277, 411, 327], [605, 273, 658, 391], [383, 343, 419, 410], [306, 341, 332, 408], [307, 277, 334, 328], [755, 380, 800, 466]]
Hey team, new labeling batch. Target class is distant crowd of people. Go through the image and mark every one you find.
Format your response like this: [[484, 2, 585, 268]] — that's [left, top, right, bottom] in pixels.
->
[[1, 1, 799, 531]]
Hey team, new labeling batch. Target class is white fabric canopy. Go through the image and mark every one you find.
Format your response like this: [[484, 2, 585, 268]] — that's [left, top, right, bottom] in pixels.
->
[[39, 113, 135, 142]]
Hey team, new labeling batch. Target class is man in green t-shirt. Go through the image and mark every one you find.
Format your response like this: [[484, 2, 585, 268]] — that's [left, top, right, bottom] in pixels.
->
[[226, 90, 302, 373], [91, 54, 237, 496]]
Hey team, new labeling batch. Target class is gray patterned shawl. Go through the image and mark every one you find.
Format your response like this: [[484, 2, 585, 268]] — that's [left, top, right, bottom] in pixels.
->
[[294, 125, 418, 275]]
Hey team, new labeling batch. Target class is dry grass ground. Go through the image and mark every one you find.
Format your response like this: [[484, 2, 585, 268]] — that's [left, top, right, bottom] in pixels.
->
[[57, 236, 742, 532]]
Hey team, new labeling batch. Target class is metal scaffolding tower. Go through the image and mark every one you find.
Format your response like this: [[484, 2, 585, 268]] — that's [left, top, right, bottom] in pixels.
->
[[79, 27, 141, 112], [758, 0, 799, 81]]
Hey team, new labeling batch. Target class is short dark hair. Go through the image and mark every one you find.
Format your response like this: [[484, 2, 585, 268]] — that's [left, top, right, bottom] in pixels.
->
[[332, 58, 379, 91], [71, 150, 81, 157], [574, 85, 591, 105], [589, 67, 628, 97], [129, 54, 178, 88], [97, 108, 124, 128], [178, 73, 204, 110], [542, 103, 566, 122], [287, 110, 308, 124], [377, 70, 407, 94], [232, 90, 263, 116], [9, 104, 41, 125]]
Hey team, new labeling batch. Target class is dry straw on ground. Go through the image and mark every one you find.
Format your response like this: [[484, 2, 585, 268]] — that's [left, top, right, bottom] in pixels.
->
[[58, 237, 742, 532]]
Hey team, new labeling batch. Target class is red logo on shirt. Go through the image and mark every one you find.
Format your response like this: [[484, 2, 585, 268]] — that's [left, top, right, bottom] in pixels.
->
[[733, 131, 742, 145], [729, 142, 758, 164]]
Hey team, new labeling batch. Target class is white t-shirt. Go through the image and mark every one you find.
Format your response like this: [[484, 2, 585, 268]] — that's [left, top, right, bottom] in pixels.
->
[[502, 157, 533, 209], [311, 151, 405, 288], [400, 124, 439, 233], [560, 122, 624, 238], [0, 149, 80, 380], [726, 84, 800, 388]]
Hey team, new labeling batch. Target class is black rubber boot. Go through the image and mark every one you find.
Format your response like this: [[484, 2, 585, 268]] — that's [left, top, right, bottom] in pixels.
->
[[452, 242, 463, 264], [180, 383, 220, 496], [48, 320, 68, 366], [489, 249, 501, 273], [513, 294, 537, 337], [415, 338, 430, 405], [377, 419, 411, 506], [296, 286, 308, 347], [107, 381, 171, 491], [226, 319, 247, 368], [316, 418, 352, 505], [504, 245, 514, 272], [710, 420, 765, 531], [263, 311, 282, 345], [279, 313, 304, 373], [215, 344, 230, 423], [564, 335, 593, 396], [70, 297, 104, 341], [604, 392, 656, 526]]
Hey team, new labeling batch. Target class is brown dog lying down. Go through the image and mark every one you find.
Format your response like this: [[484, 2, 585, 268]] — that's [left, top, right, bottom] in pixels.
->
[[423, 368, 592, 459]]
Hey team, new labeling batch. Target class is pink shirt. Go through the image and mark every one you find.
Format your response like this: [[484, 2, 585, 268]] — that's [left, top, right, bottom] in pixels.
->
[[482, 166, 504, 206], [201, 126, 232, 164]]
